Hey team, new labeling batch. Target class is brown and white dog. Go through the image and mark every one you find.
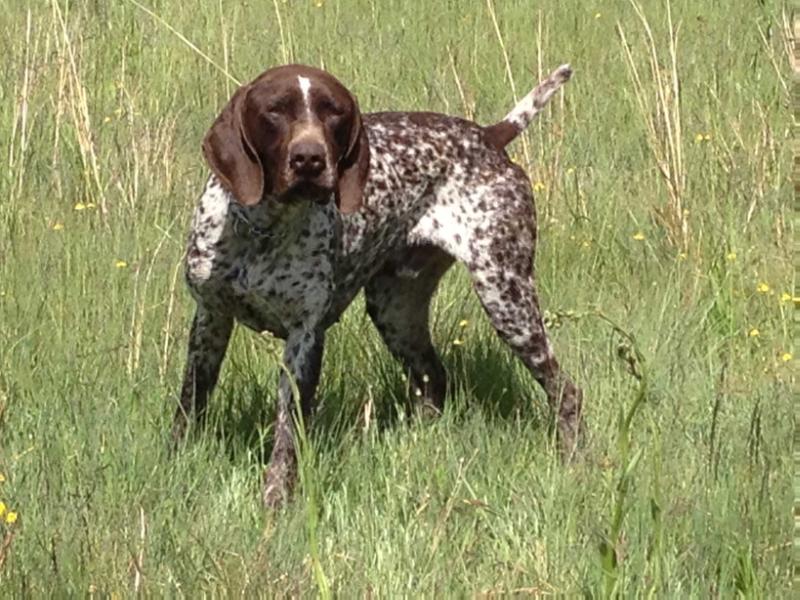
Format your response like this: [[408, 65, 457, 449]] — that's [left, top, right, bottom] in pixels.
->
[[174, 64, 582, 507]]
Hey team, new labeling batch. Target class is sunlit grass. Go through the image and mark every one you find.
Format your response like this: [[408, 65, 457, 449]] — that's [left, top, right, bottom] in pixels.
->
[[0, 0, 791, 596]]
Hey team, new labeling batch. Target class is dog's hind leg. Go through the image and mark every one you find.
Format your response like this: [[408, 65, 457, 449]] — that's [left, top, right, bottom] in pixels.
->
[[414, 171, 584, 456], [364, 245, 455, 416]]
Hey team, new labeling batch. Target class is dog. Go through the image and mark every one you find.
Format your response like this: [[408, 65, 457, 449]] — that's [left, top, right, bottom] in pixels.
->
[[173, 63, 583, 507]]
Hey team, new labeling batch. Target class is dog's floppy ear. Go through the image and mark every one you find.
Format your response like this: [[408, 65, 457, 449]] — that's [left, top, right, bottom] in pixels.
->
[[335, 96, 370, 214], [202, 86, 265, 206]]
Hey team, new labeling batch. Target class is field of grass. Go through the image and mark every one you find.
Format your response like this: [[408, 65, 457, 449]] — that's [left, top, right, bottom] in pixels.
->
[[0, 0, 793, 596]]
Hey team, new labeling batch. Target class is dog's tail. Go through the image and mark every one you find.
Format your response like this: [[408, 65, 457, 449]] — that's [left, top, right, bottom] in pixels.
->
[[483, 64, 572, 150]]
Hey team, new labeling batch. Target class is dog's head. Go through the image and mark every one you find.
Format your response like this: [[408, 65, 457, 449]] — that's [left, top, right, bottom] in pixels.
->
[[202, 64, 370, 213]]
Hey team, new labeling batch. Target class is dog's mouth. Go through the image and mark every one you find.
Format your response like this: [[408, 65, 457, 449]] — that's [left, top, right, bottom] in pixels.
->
[[280, 179, 335, 205]]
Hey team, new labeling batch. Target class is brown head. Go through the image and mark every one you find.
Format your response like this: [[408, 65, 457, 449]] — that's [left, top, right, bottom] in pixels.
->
[[202, 64, 370, 213]]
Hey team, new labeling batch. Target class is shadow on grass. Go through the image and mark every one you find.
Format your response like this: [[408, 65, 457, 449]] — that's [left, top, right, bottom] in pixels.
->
[[198, 335, 550, 462]]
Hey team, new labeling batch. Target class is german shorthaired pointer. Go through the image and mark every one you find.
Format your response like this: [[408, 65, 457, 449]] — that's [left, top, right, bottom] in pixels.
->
[[173, 63, 583, 507]]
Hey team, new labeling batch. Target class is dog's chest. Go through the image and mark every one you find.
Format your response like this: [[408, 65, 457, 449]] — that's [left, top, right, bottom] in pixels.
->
[[186, 181, 336, 337]]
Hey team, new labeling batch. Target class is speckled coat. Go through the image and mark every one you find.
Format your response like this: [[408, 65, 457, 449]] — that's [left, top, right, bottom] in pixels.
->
[[174, 64, 583, 507]]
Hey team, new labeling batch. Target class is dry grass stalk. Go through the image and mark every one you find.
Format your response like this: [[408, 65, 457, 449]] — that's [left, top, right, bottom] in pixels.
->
[[9, 10, 34, 203], [52, 0, 107, 215], [486, 0, 531, 167], [272, 0, 293, 65], [617, 0, 688, 249], [447, 46, 475, 121], [160, 256, 186, 384], [126, 0, 239, 85]]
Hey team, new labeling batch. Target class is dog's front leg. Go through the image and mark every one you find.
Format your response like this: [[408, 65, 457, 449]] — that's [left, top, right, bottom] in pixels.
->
[[171, 307, 234, 445], [262, 327, 325, 508]]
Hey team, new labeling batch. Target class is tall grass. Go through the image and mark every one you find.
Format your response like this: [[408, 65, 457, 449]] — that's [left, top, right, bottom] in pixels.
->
[[0, 0, 792, 595]]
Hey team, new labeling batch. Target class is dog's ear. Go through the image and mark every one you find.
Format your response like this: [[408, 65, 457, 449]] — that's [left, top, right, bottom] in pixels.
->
[[335, 96, 370, 214], [202, 86, 265, 206]]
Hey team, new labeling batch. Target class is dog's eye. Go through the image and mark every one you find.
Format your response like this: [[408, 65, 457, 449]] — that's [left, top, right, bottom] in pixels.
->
[[317, 99, 344, 117], [264, 98, 291, 116]]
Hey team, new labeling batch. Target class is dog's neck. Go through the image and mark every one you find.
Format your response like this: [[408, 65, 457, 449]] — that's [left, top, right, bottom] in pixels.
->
[[227, 189, 335, 242]]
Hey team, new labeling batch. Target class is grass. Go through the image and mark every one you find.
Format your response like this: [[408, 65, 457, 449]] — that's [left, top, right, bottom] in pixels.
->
[[0, 0, 793, 595]]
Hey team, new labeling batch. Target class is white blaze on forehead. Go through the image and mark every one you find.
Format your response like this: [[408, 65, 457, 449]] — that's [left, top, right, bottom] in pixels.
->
[[297, 75, 312, 110]]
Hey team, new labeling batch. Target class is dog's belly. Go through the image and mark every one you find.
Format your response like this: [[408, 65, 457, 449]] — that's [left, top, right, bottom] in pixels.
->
[[323, 210, 427, 322]]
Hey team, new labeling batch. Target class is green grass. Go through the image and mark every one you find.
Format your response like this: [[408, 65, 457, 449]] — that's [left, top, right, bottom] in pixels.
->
[[0, 0, 792, 596]]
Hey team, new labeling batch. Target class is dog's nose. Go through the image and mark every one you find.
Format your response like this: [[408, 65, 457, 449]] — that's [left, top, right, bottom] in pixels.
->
[[289, 141, 326, 177]]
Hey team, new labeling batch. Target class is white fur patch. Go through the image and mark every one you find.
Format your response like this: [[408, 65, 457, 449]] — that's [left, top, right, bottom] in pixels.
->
[[502, 64, 572, 131], [298, 76, 312, 111], [185, 180, 231, 284]]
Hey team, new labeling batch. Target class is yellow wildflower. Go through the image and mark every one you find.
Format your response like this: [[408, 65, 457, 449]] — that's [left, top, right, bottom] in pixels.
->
[[458, 319, 469, 328], [74, 202, 87, 211], [566, 167, 575, 175], [532, 181, 546, 193], [0, 501, 5, 517], [594, 13, 601, 19], [115, 260, 128, 269], [756, 282, 770, 294], [452, 339, 465, 346], [52, 222, 64, 231], [0, 473, 5, 483], [677, 252, 687, 260], [781, 353, 793, 362], [725, 251, 736, 262], [748, 328, 760, 337], [779, 292, 791, 303], [632, 232, 645, 241], [582, 240, 591, 248], [5, 511, 17, 525]]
